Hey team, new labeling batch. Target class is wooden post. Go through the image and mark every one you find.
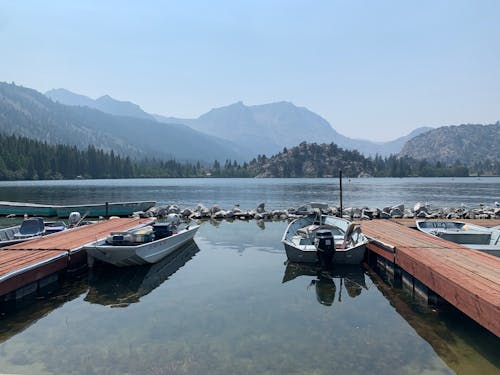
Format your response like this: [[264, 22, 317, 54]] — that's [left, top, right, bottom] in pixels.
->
[[339, 170, 343, 218], [105, 202, 109, 218]]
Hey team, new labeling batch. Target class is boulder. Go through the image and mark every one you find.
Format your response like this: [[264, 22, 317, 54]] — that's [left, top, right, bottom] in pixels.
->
[[380, 211, 391, 219], [210, 205, 221, 214], [413, 202, 428, 214], [392, 204, 404, 212], [390, 208, 403, 218], [256, 203, 265, 213]]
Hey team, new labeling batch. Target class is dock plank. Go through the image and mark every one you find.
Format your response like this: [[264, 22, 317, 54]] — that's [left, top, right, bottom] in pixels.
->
[[360, 220, 500, 337], [3, 217, 153, 252]]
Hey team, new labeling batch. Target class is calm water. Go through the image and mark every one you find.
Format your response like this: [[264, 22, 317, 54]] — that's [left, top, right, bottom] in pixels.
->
[[0, 178, 499, 374], [0, 177, 498, 210]]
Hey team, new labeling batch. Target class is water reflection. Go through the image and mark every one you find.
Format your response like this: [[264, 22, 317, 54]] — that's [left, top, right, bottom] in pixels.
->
[[368, 266, 500, 375], [282, 262, 367, 306], [85, 240, 200, 307], [0, 278, 87, 344]]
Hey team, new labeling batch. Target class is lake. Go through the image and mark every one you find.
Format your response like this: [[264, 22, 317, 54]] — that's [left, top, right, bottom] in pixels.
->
[[0, 177, 499, 210], [0, 178, 498, 374]]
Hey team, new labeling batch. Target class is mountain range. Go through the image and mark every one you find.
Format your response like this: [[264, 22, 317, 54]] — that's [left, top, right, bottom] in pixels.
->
[[1, 83, 241, 162], [1, 82, 497, 167], [400, 123, 500, 165], [45, 87, 433, 159]]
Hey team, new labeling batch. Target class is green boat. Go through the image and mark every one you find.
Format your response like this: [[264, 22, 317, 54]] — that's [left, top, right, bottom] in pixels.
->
[[0, 200, 156, 218], [0, 201, 59, 217], [55, 201, 156, 218]]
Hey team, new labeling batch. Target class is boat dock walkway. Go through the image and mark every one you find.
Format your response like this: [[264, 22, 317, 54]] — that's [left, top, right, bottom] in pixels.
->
[[0, 218, 153, 299], [360, 220, 500, 337]]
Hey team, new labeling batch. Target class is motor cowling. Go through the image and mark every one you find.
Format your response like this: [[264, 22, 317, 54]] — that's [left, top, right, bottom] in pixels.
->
[[314, 229, 335, 267]]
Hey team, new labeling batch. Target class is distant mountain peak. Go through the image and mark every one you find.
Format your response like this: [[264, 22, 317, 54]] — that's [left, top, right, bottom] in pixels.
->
[[45, 88, 155, 121]]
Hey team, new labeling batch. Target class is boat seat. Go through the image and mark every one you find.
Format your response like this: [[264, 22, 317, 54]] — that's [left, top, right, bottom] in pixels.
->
[[297, 225, 320, 236], [15, 218, 45, 238]]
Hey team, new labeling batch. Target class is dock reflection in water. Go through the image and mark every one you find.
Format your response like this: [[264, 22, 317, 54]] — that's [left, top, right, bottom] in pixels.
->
[[282, 262, 367, 306], [85, 240, 200, 307]]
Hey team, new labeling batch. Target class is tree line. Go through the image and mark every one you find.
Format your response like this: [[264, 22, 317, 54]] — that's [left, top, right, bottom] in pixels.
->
[[1, 135, 495, 180]]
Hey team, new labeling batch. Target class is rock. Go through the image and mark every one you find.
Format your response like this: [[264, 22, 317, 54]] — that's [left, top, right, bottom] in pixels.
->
[[168, 205, 180, 214], [413, 202, 428, 214], [210, 205, 221, 214], [390, 208, 403, 218], [213, 210, 226, 219], [380, 211, 391, 219], [362, 209, 374, 219], [392, 204, 404, 212], [224, 211, 234, 219], [416, 211, 428, 218], [256, 203, 265, 213]]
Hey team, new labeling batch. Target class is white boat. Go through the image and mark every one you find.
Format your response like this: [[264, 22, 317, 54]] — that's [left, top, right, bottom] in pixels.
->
[[85, 216, 200, 267], [416, 220, 500, 257], [281, 204, 369, 266]]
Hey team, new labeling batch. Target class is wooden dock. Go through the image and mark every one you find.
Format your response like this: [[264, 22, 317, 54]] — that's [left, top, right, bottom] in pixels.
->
[[360, 220, 500, 337], [0, 217, 153, 299]]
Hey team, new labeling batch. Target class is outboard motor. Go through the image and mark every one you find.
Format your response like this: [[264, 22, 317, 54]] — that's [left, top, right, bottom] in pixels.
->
[[68, 211, 81, 227], [166, 213, 181, 226], [314, 229, 335, 267]]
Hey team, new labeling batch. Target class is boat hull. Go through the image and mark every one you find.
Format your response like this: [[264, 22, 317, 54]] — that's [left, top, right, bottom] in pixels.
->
[[283, 241, 366, 265], [56, 201, 156, 218], [86, 225, 200, 267], [0, 201, 57, 217]]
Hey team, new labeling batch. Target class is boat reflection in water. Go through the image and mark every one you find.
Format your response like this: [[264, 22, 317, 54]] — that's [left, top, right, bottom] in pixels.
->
[[282, 262, 367, 306], [85, 240, 200, 307]]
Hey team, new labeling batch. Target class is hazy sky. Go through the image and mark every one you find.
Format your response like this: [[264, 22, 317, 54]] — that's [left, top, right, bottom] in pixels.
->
[[1, 1, 499, 141]]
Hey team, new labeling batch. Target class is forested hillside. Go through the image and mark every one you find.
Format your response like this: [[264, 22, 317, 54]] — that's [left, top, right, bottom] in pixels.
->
[[241, 142, 472, 178], [0, 82, 242, 162]]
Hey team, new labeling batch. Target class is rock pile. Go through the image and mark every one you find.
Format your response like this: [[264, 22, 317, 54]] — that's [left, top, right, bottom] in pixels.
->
[[136, 202, 500, 222]]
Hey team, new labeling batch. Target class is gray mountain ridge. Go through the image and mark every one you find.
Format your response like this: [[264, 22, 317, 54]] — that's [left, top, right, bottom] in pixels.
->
[[156, 101, 433, 158], [46, 88, 157, 121], [400, 122, 500, 165], [45, 88, 433, 159], [1, 83, 242, 163]]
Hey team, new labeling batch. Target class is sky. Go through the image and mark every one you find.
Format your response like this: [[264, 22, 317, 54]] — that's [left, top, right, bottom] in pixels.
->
[[1, 0, 499, 141]]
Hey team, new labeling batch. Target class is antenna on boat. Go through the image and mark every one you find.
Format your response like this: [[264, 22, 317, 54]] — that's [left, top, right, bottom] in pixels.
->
[[339, 170, 343, 218]]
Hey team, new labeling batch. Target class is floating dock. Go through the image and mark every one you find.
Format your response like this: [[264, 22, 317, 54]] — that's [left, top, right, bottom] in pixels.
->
[[360, 220, 500, 337], [0, 218, 153, 300]]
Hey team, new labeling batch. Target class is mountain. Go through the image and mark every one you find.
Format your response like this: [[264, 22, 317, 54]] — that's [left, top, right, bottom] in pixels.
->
[[159, 101, 432, 159], [45, 88, 156, 121], [246, 142, 374, 178], [1, 82, 242, 162], [47, 88, 434, 159], [399, 123, 500, 165]]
